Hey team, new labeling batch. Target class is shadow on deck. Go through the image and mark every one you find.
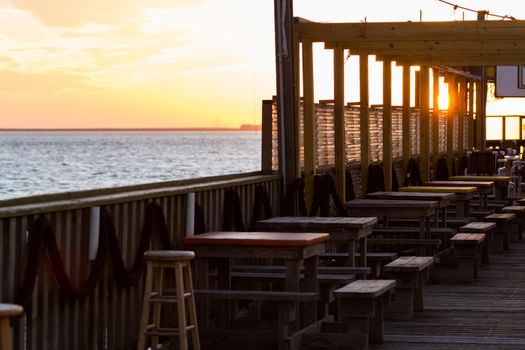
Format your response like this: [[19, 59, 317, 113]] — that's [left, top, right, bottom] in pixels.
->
[[372, 240, 525, 350]]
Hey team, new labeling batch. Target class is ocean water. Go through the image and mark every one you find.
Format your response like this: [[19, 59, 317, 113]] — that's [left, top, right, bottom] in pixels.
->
[[0, 131, 262, 201]]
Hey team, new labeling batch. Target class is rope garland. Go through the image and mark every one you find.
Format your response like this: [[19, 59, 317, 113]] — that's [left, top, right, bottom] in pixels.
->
[[310, 173, 347, 217], [282, 178, 307, 216], [15, 201, 172, 310]]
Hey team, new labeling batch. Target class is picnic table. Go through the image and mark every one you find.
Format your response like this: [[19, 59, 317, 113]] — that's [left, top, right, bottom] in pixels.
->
[[449, 175, 511, 200], [183, 231, 329, 350], [422, 181, 494, 208], [255, 216, 378, 268], [365, 191, 455, 228], [399, 186, 476, 217], [344, 199, 438, 239]]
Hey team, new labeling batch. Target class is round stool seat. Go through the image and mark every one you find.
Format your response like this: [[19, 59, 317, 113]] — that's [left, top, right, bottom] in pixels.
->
[[0, 304, 23, 318], [144, 250, 195, 262]]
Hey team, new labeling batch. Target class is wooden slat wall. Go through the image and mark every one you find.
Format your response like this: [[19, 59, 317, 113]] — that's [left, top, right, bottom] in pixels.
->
[[316, 102, 336, 168], [392, 108, 403, 159], [439, 111, 448, 154], [410, 108, 421, 156], [345, 106, 361, 163], [0, 174, 281, 350]]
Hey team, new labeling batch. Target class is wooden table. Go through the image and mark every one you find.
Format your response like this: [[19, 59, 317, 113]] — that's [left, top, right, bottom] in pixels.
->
[[422, 181, 494, 208], [344, 199, 438, 239], [255, 216, 378, 268], [183, 231, 329, 349], [399, 186, 476, 217], [449, 175, 511, 200], [365, 191, 455, 228]]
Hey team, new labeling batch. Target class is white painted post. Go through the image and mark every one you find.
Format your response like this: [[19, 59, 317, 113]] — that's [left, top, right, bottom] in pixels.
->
[[89, 207, 100, 260], [186, 192, 195, 236]]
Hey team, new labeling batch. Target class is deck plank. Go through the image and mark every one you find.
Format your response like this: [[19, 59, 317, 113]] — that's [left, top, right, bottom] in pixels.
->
[[371, 240, 525, 349]]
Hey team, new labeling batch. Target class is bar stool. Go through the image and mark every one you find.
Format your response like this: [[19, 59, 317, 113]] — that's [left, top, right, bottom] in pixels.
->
[[137, 251, 200, 350], [0, 303, 23, 350]]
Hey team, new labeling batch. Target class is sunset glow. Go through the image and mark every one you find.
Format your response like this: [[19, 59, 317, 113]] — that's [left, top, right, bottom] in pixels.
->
[[2, 0, 525, 129]]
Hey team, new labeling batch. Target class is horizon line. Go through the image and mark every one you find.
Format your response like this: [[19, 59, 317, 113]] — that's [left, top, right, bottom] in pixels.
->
[[0, 126, 262, 132]]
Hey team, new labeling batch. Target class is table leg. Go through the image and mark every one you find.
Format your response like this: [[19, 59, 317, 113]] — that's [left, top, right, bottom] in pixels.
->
[[285, 259, 300, 333], [464, 200, 471, 217], [441, 207, 447, 228], [347, 240, 356, 267], [434, 211, 439, 228], [456, 200, 465, 217], [216, 257, 231, 328], [194, 258, 209, 329], [359, 237, 367, 270], [303, 256, 318, 324]]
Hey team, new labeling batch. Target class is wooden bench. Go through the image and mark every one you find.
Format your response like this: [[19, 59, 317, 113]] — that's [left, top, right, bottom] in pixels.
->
[[459, 222, 495, 261], [372, 227, 455, 249], [484, 213, 516, 251], [450, 233, 486, 282], [333, 280, 396, 348], [501, 206, 525, 241], [319, 252, 397, 278], [383, 256, 434, 320]]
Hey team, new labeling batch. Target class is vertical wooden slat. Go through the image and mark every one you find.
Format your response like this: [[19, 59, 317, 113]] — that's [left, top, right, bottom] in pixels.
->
[[420, 66, 431, 182], [458, 78, 466, 154], [447, 74, 457, 173], [432, 69, 440, 172], [475, 81, 482, 150], [383, 59, 393, 191], [302, 39, 315, 210], [333, 44, 346, 200], [414, 70, 421, 108], [262, 100, 274, 173], [360, 54, 370, 189], [294, 34, 302, 178], [468, 80, 475, 150], [402, 64, 411, 177]]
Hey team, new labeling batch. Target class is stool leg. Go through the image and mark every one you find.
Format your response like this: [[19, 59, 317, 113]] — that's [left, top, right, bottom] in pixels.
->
[[184, 262, 201, 350], [151, 265, 164, 350], [175, 263, 188, 350], [138, 263, 154, 350], [1, 318, 13, 350]]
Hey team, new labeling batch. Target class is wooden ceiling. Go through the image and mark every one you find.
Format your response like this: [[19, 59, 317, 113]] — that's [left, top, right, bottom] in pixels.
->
[[294, 17, 525, 66]]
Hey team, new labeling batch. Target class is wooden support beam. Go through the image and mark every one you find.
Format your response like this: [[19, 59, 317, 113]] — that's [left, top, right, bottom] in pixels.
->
[[402, 64, 411, 177], [468, 80, 475, 150], [293, 31, 301, 177], [383, 59, 393, 191], [458, 79, 466, 155], [420, 66, 431, 182], [261, 100, 274, 173], [432, 69, 440, 175], [360, 54, 370, 190], [475, 81, 482, 150], [414, 71, 421, 108], [333, 44, 346, 201], [302, 39, 315, 210], [447, 75, 457, 174]]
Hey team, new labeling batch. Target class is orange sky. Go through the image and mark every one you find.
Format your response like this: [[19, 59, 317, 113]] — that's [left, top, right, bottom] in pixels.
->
[[2, 0, 525, 128]]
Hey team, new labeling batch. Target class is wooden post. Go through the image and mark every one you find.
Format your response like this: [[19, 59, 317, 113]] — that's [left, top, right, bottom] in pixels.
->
[[273, 0, 297, 186], [414, 71, 421, 108], [360, 54, 370, 190], [402, 64, 411, 176], [475, 81, 482, 150], [261, 100, 274, 173], [383, 59, 393, 191], [293, 31, 301, 177], [447, 74, 457, 174], [302, 39, 315, 210], [432, 69, 440, 174], [468, 80, 475, 150], [458, 79, 466, 155], [334, 44, 346, 200], [420, 66, 431, 182]]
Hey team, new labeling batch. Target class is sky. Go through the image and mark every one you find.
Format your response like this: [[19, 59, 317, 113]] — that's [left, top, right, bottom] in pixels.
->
[[2, 0, 525, 129]]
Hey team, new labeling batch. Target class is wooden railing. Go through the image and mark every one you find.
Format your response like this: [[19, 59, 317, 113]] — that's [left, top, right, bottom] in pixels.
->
[[0, 172, 281, 350]]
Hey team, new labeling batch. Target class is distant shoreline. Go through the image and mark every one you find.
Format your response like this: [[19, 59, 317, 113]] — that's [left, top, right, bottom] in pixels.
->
[[0, 126, 262, 132]]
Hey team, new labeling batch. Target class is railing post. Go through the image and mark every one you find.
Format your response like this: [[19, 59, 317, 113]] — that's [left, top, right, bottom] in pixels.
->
[[261, 100, 274, 173]]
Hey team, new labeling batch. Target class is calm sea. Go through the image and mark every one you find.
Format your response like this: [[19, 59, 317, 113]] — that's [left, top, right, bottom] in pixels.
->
[[0, 131, 262, 201]]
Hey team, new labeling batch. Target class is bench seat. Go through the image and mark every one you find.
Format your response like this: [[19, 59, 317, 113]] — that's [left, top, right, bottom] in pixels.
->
[[484, 213, 516, 251], [451, 233, 486, 282]]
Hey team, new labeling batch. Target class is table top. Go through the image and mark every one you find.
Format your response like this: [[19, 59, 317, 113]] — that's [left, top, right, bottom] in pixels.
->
[[449, 175, 511, 183], [399, 186, 477, 194], [366, 191, 455, 202], [183, 231, 330, 248], [423, 181, 494, 189], [256, 216, 378, 229], [345, 199, 439, 208]]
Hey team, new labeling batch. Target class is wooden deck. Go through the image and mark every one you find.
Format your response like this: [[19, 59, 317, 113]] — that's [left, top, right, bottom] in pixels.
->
[[372, 240, 525, 350]]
